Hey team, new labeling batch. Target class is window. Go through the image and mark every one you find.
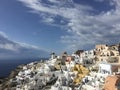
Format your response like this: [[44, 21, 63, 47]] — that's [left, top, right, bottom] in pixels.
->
[[116, 82, 120, 87]]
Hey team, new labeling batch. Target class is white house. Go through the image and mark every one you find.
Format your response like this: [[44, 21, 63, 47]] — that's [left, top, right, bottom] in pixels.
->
[[98, 62, 120, 75]]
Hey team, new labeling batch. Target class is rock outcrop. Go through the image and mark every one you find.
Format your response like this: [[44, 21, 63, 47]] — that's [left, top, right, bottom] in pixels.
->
[[0, 64, 25, 90]]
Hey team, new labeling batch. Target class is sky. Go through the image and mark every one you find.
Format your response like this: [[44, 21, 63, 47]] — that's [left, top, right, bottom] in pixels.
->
[[0, 0, 120, 59]]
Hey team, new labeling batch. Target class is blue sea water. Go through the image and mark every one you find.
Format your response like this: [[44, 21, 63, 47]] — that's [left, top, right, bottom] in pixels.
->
[[0, 58, 47, 77]]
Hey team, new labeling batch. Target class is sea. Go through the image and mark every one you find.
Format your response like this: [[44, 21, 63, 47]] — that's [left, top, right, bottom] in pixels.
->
[[0, 58, 48, 78]]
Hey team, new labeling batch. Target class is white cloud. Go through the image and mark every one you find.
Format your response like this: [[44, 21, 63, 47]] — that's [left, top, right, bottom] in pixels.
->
[[48, 0, 60, 3], [18, 42, 49, 52], [0, 31, 8, 38], [0, 32, 49, 59], [18, 0, 120, 51], [42, 16, 54, 23], [0, 43, 19, 51]]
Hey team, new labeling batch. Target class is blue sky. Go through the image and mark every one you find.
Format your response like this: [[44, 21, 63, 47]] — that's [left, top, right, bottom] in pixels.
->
[[0, 0, 120, 59]]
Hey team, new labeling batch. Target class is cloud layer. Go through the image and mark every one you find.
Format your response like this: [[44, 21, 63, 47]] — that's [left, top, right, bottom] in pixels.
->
[[0, 32, 49, 60], [18, 0, 120, 51]]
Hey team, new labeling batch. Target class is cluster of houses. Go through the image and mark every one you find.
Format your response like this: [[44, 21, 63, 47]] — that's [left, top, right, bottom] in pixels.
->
[[2, 44, 120, 90], [50, 43, 120, 90]]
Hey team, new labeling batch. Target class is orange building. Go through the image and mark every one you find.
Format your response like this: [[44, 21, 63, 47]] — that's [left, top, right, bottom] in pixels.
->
[[103, 75, 120, 90]]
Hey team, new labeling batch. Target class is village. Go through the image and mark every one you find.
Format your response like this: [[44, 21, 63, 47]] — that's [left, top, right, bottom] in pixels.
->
[[0, 43, 120, 90]]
